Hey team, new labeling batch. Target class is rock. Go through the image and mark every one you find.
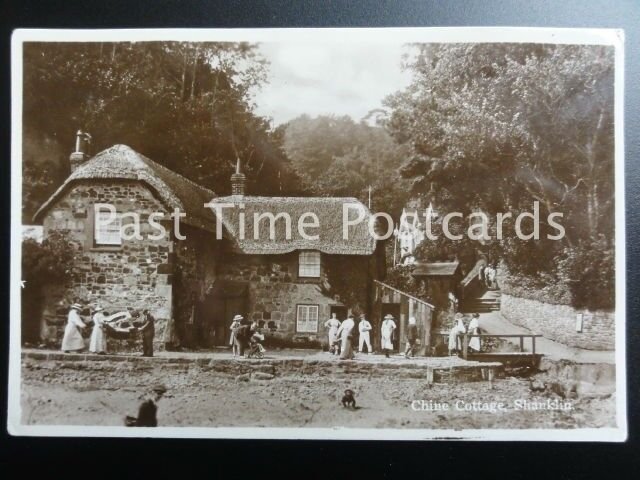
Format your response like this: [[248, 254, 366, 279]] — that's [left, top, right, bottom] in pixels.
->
[[254, 364, 276, 375], [253, 372, 275, 381]]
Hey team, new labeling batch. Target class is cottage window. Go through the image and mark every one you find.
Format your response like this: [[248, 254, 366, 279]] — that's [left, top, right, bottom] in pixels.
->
[[296, 304, 319, 333], [298, 251, 321, 277], [94, 209, 122, 246]]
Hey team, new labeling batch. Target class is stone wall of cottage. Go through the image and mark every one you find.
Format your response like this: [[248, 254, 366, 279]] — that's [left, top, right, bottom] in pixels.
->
[[217, 252, 373, 347], [39, 181, 174, 350], [500, 293, 615, 350]]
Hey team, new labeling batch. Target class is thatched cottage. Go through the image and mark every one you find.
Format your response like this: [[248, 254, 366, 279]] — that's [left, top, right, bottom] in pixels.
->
[[33, 143, 385, 349]]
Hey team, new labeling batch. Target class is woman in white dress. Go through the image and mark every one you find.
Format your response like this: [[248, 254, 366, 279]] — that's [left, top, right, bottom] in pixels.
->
[[448, 313, 466, 355], [336, 314, 356, 360], [467, 313, 481, 352], [381, 314, 397, 358], [61, 303, 87, 353], [89, 306, 108, 354]]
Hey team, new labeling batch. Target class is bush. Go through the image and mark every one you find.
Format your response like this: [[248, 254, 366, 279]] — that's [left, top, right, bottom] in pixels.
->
[[500, 273, 572, 306], [557, 236, 615, 311], [383, 265, 429, 300], [21, 231, 74, 343], [500, 236, 614, 311], [22, 230, 74, 288]]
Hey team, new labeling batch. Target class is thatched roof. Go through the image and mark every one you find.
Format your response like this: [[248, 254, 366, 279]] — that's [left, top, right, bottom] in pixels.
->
[[34, 144, 217, 232], [412, 261, 460, 277], [209, 196, 376, 255]]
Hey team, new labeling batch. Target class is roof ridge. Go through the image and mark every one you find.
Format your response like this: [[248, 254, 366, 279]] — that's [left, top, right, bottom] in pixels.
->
[[113, 144, 216, 199]]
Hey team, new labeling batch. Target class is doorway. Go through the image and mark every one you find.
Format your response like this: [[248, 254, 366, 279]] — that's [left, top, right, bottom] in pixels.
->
[[201, 281, 248, 348], [330, 305, 348, 321]]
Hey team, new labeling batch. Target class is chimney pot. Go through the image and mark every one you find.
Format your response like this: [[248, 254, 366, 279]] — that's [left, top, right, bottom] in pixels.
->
[[70, 130, 91, 172], [231, 158, 246, 196]]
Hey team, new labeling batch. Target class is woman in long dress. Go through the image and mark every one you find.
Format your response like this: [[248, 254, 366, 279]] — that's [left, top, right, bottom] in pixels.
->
[[467, 313, 481, 352], [89, 306, 108, 354], [381, 314, 397, 358], [324, 313, 341, 354], [448, 313, 466, 355], [61, 303, 87, 353], [336, 314, 355, 360]]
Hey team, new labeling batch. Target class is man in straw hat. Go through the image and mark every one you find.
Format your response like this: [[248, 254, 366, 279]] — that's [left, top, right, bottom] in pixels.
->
[[381, 314, 397, 358], [61, 303, 87, 353], [125, 383, 167, 427]]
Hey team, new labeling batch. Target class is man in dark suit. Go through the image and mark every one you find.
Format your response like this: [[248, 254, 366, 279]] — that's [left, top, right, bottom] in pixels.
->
[[138, 309, 156, 357]]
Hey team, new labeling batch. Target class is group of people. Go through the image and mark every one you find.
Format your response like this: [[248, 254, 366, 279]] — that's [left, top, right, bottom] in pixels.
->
[[61, 302, 156, 357], [323, 313, 419, 360], [324, 313, 374, 359], [228, 314, 265, 358], [447, 312, 481, 355], [479, 264, 498, 289]]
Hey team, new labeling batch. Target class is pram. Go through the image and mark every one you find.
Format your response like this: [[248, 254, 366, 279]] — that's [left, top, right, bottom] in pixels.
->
[[246, 332, 266, 359]]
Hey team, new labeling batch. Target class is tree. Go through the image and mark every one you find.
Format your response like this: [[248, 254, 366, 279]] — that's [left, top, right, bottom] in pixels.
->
[[22, 42, 302, 222], [384, 44, 615, 309], [21, 232, 74, 343], [282, 114, 412, 218]]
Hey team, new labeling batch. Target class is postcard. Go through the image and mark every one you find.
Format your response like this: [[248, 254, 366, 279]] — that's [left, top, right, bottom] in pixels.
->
[[9, 27, 626, 440]]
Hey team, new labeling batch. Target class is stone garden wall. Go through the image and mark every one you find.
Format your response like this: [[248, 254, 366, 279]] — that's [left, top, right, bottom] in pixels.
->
[[500, 293, 615, 350]]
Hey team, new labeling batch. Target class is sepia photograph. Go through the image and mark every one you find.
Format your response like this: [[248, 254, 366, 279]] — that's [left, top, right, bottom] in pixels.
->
[[8, 28, 626, 440]]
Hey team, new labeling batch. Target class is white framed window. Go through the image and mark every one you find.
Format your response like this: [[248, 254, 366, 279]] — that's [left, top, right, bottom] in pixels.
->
[[298, 251, 321, 278], [94, 209, 122, 246], [296, 304, 319, 333]]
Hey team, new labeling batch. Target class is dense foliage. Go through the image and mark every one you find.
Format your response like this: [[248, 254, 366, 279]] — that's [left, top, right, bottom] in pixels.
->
[[282, 115, 412, 219], [21, 231, 75, 343], [22, 41, 302, 222], [384, 44, 615, 310], [22, 231, 74, 288]]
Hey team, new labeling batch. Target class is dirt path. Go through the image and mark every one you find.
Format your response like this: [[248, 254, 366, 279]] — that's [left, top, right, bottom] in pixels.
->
[[20, 359, 616, 430], [479, 312, 616, 364]]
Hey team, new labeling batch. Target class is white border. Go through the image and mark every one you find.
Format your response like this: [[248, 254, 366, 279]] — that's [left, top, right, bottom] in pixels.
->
[[8, 27, 627, 441]]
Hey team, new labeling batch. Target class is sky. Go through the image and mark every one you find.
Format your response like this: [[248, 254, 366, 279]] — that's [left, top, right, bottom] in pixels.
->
[[252, 42, 414, 126]]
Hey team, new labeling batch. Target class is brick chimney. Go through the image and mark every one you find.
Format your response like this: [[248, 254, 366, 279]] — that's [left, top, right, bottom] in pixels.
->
[[70, 130, 92, 172], [230, 157, 246, 196]]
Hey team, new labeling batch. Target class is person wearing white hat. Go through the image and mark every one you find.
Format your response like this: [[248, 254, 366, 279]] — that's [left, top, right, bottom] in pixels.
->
[[89, 305, 108, 354], [61, 303, 87, 353], [229, 314, 243, 357], [448, 313, 467, 355], [381, 314, 397, 358]]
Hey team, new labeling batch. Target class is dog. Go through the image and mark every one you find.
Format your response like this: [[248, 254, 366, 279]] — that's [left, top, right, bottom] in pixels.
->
[[341, 389, 356, 409]]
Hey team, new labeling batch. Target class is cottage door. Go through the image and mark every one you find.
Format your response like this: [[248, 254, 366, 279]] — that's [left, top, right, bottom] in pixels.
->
[[204, 281, 248, 348]]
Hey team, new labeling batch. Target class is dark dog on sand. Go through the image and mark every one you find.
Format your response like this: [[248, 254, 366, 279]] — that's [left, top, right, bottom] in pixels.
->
[[342, 389, 356, 409]]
